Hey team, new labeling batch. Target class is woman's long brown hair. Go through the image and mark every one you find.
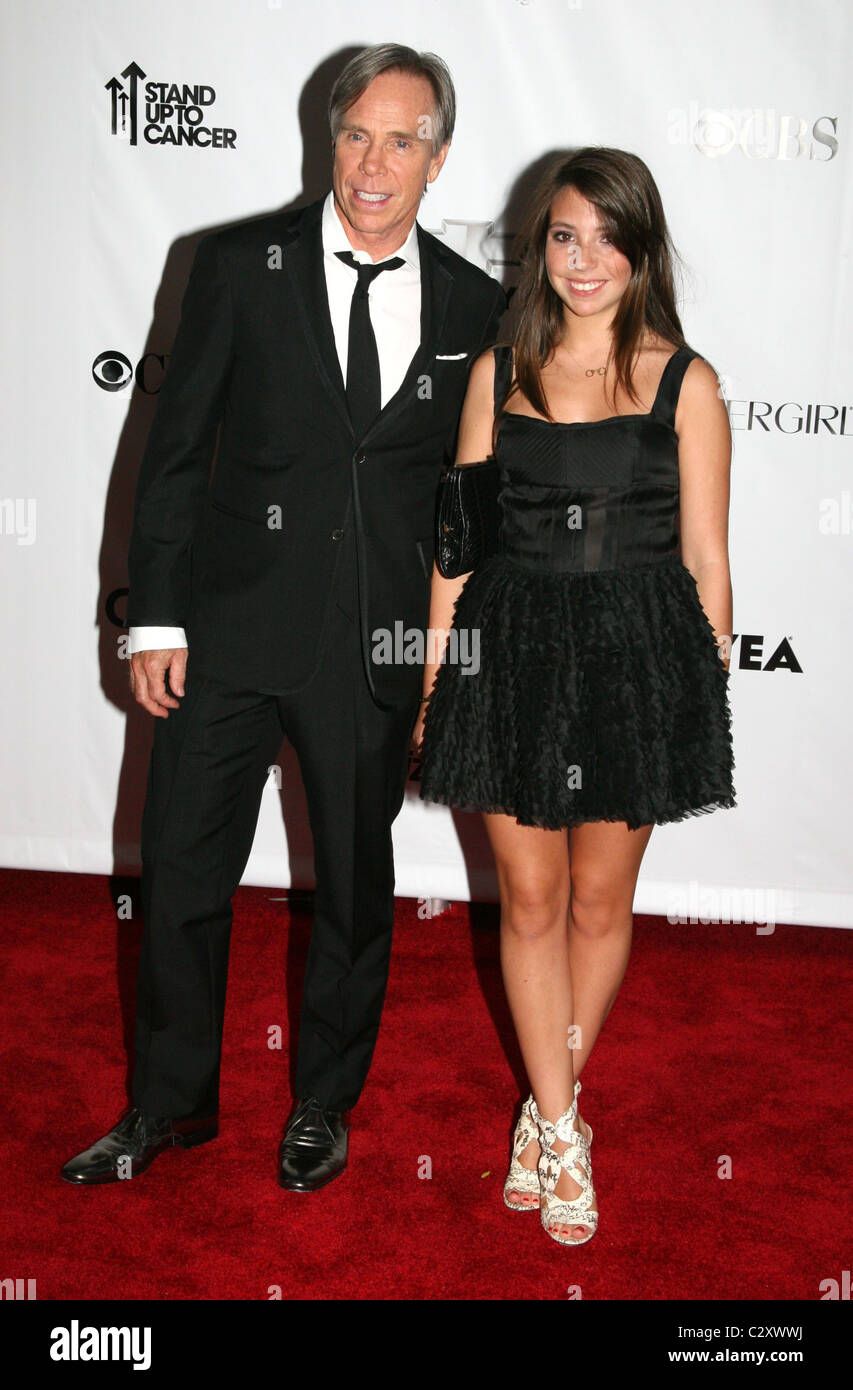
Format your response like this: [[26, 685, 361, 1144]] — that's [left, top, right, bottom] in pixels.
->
[[494, 147, 686, 447]]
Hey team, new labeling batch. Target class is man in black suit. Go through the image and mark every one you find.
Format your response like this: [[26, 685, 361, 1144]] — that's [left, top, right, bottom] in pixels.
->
[[63, 43, 505, 1190]]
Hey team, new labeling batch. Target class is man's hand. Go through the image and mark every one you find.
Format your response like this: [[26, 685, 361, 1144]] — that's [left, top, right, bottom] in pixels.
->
[[130, 648, 188, 718]]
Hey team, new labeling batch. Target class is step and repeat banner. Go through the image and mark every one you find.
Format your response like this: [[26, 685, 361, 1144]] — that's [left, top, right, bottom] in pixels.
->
[[2, 0, 851, 926]]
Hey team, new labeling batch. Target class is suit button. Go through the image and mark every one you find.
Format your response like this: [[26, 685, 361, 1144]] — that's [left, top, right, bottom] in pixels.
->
[[331, 528, 344, 541]]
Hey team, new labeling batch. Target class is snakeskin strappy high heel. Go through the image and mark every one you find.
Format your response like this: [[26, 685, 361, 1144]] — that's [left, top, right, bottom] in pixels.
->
[[531, 1081, 598, 1246], [503, 1095, 540, 1210], [504, 1082, 592, 1212]]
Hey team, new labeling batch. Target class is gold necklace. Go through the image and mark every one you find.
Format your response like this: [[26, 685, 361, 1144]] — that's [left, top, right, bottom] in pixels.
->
[[564, 345, 610, 378]]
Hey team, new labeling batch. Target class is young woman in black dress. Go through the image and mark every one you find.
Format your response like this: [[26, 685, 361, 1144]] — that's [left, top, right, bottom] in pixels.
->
[[414, 148, 735, 1247]]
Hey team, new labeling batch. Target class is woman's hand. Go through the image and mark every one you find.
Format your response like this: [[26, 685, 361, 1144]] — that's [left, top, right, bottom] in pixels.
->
[[411, 698, 429, 753]]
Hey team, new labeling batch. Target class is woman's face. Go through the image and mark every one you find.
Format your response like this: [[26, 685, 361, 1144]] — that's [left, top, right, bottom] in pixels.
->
[[544, 185, 633, 324]]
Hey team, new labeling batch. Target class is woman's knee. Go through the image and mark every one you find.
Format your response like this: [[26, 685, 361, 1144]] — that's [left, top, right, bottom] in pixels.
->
[[499, 875, 569, 942], [569, 871, 633, 939]]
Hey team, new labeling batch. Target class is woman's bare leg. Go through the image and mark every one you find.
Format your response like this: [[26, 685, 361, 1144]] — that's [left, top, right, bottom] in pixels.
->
[[565, 821, 653, 1075], [485, 812, 652, 1239], [484, 814, 572, 1212]]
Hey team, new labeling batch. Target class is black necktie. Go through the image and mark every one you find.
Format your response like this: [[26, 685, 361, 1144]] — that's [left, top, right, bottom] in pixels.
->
[[335, 250, 404, 441]]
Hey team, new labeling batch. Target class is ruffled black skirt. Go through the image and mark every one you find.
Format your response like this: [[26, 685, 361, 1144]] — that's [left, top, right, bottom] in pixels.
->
[[419, 554, 736, 831]]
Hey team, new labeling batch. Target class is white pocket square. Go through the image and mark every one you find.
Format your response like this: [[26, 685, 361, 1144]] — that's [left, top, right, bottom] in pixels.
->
[[435, 352, 468, 360]]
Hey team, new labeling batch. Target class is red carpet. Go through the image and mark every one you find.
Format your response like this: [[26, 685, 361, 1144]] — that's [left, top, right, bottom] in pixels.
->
[[0, 867, 849, 1301]]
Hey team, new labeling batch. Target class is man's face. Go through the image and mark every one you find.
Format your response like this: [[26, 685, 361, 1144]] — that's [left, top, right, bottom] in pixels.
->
[[332, 69, 449, 257]]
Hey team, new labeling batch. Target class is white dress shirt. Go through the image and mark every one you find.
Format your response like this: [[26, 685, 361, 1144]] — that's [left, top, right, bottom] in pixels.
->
[[129, 190, 422, 655]]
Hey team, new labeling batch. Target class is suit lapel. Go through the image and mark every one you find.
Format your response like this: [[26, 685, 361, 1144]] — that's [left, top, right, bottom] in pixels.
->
[[367, 223, 453, 443], [283, 200, 351, 435]]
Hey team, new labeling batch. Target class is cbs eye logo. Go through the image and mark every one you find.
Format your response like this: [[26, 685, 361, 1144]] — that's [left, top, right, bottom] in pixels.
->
[[92, 350, 166, 393], [92, 350, 132, 392]]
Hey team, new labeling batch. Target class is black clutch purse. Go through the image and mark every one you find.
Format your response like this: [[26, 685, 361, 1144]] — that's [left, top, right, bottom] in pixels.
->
[[435, 457, 501, 578]]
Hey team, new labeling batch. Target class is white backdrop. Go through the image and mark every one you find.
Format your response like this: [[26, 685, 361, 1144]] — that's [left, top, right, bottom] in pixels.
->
[[2, 0, 851, 927]]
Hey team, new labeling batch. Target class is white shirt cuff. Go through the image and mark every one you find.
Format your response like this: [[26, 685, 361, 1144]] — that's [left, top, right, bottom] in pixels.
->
[[128, 626, 188, 653]]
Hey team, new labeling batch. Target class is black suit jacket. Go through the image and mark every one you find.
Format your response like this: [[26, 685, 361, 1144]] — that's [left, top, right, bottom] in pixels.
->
[[126, 194, 506, 707]]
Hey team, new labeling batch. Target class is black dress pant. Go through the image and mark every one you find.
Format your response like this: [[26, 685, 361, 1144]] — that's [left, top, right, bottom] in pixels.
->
[[132, 537, 418, 1118]]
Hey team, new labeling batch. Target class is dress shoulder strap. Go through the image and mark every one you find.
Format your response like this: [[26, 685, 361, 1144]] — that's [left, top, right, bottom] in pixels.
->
[[649, 345, 701, 427], [492, 342, 515, 419]]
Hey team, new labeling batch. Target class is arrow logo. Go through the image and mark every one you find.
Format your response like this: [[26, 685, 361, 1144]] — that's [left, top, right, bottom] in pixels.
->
[[105, 61, 146, 145]]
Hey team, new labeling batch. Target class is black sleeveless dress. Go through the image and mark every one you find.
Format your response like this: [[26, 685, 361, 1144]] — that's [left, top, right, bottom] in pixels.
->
[[419, 343, 736, 831]]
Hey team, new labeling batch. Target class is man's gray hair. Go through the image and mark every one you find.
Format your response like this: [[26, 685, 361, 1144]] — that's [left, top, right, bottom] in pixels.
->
[[328, 43, 456, 152]]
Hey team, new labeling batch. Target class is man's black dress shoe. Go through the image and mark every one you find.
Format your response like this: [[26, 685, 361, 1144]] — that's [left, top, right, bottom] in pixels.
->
[[61, 1106, 218, 1185], [278, 1096, 348, 1192]]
